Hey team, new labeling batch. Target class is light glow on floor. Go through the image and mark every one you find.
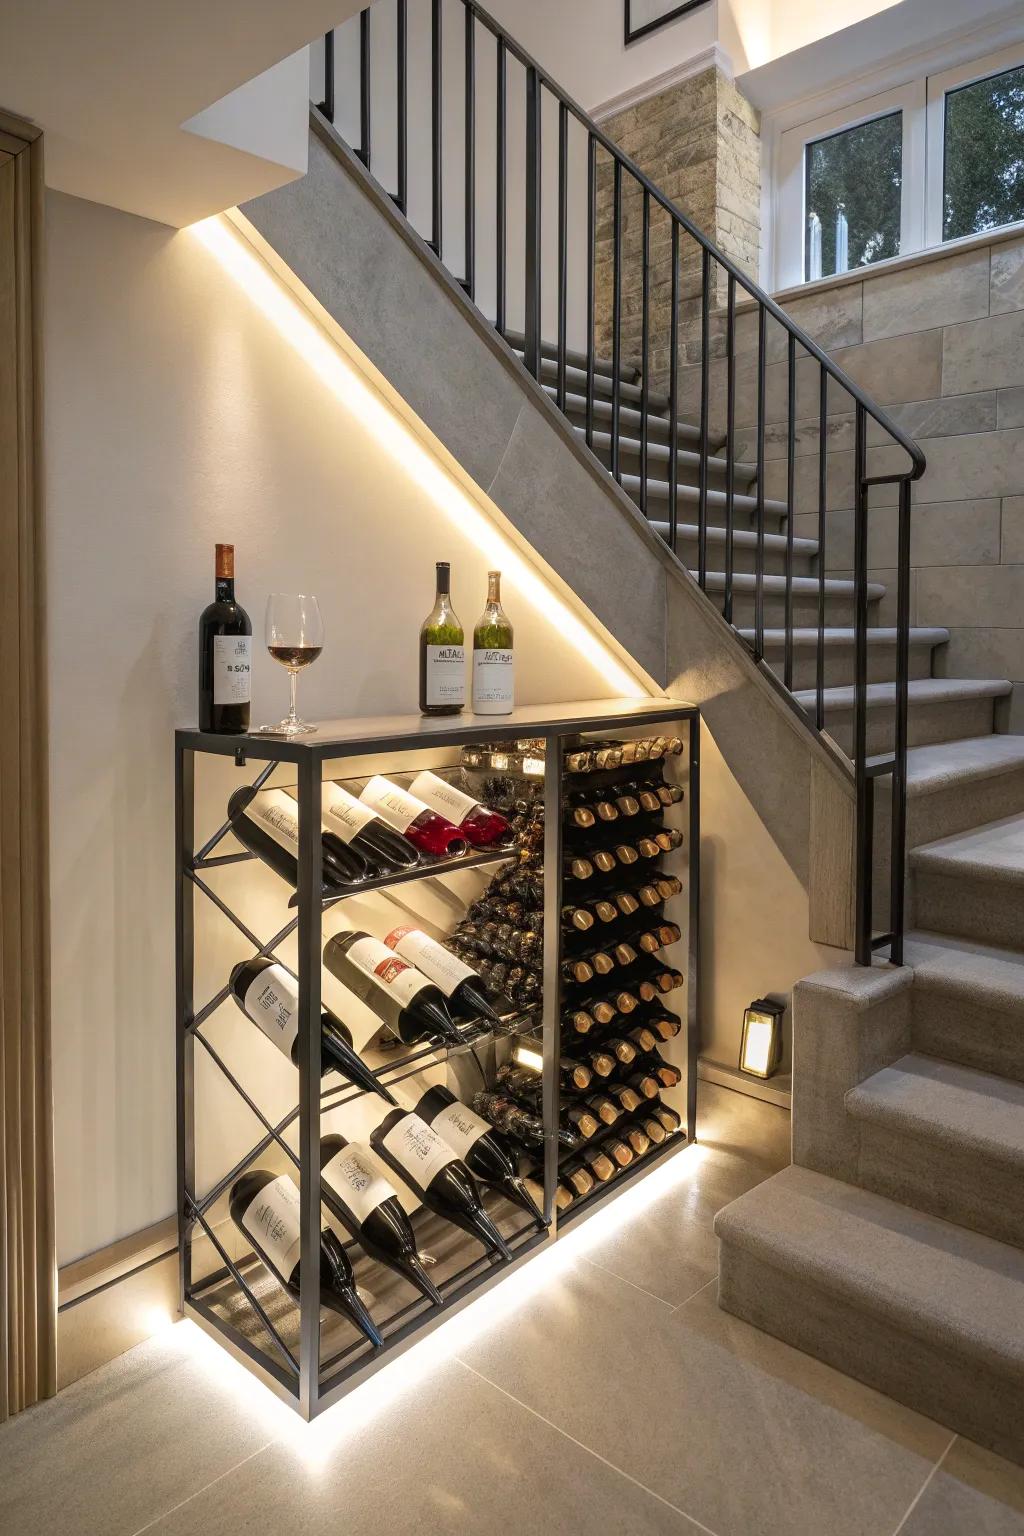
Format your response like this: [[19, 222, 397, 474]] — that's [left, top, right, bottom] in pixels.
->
[[188, 214, 647, 703], [169, 1140, 703, 1466]]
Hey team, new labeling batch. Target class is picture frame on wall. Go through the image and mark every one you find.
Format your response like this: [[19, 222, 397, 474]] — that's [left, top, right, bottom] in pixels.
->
[[624, 0, 710, 46]]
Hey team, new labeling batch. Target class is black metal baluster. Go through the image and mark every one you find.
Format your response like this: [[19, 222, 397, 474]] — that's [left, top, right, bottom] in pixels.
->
[[496, 36, 506, 335], [318, 30, 335, 122], [524, 65, 542, 380], [853, 403, 871, 965], [890, 477, 912, 964], [464, 2, 475, 298], [396, 0, 407, 214], [610, 159, 623, 483], [669, 220, 680, 555], [431, 0, 443, 256], [585, 133, 597, 449], [724, 274, 736, 626], [557, 102, 569, 413], [640, 189, 651, 521], [755, 305, 767, 658], [698, 247, 711, 591], [816, 367, 828, 730], [359, 8, 371, 171], [784, 333, 796, 690]]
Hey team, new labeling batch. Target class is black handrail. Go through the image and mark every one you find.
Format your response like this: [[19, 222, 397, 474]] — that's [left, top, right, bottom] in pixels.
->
[[316, 0, 926, 966]]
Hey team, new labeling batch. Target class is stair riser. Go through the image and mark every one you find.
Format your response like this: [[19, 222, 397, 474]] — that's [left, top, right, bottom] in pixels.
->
[[912, 986, 1024, 1085], [534, 360, 654, 409], [763, 647, 935, 692], [591, 442, 739, 495], [718, 1242, 1024, 1464], [561, 401, 687, 449], [852, 1121, 1024, 1249], [914, 866, 1024, 951], [816, 695, 998, 757], [727, 592, 879, 628], [674, 543, 815, 580], [905, 764, 1024, 848]]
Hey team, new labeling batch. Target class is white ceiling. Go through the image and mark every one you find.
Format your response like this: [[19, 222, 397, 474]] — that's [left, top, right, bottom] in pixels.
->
[[0, 1, 364, 226]]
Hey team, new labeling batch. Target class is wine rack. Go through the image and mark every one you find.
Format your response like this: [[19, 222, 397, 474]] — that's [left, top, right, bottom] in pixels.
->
[[175, 699, 699, 1418]]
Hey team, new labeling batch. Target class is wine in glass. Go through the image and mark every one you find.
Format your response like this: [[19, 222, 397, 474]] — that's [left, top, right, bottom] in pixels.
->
[[257, 593, 324, 736]]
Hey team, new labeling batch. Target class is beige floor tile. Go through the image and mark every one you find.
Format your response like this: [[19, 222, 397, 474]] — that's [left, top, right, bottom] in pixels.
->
[[458, 1264, 950, 1536], [142, 1358, 704, 1536], [0, 1330, 275, 1536], [899, 1438, 1024, 1536]]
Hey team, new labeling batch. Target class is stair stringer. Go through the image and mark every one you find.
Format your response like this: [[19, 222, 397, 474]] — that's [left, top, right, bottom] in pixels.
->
[[241, 112, 857, 960]]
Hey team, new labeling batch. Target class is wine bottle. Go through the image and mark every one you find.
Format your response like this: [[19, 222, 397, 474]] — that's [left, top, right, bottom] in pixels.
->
[[419, 561, 465, 717], [229, 957, 396, 1104], [370, 1109, 512, 1260], [415, 1085, 543, 1221], [360, 776, 468, 858], [228, 786, 367, 893], [598, 1131, 634, 1168], [619, 1121, 652, 1157], [633, 1052, 683, 1089], [613, 786, 641, 817], [472, 1090, 548, 1146], [383, 925, 502, 1023], [472, 570, 514, 715], [198, 544, 252, 735], [321, 781, 420, 873], [558, 1160, 596, 1198], [229, 1170, 382, 1348], [636, 1110, 667, 1145], [323, 931, 463, 1047], [650, 1012, 683, 1041], [490, 1074, 598, 1143], [584, 1092, 621, 1126], [497, 1058, 592, 1094], [319, 1134, 442, 1306], [563, 904, 596, 932], [567, 1145, 615, 1183], [408, 770, 512, 849], [652, 1100, 682, 1134], [624, 1067, 661, 1099]]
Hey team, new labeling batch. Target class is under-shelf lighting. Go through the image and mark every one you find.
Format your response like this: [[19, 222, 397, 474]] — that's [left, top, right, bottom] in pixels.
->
[[188, 214, 647, 702]]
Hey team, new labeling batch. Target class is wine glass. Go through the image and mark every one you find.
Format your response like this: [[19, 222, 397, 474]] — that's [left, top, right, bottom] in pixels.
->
[[255, 594, 324, 736]]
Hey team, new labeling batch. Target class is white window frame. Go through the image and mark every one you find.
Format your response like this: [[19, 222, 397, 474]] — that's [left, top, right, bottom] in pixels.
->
[[925, 42, 1024, 249], [776, 82, 926, 290]]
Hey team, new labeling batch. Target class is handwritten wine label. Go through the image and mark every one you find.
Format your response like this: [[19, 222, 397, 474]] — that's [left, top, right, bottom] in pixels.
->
[[213, 634, 252, 706], [321, 781, 376, 844], [381, 1113, 459, 1188], [245, 788, 301, 854], [424, 644, 466, 707], [472, 649, 514, 713], [241, 1174, 302, 1280], [429, 1099, 491, 1159], [243, 963, 299, 1056], [322, 1142, 397, 1226], [409, 770, 478, 824], [360, 776, 428, 834]]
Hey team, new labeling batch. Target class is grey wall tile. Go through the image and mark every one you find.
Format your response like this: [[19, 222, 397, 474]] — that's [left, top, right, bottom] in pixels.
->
[[857, 499, 1001, 570], [863, 246, 990, 342], [991, 236, 1024, 316], [999, 387, 1024, 430], [917, 564, 1024, 630], [831, 330, 944, 409], [736, 284, 864, 363], [1002, 496, 1024, 564], [943, 308, 1024, 395], [912, 428, 1024, 502], [937, 626, 1024, 684], [868, 392, 997, 443]]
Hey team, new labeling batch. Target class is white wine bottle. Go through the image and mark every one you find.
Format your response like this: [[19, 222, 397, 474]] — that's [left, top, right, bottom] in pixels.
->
[[472, 571, 514, 716], [419, 561, 465, 716]]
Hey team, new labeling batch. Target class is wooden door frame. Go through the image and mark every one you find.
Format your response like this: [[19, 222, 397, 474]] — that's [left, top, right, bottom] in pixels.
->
[[0, 108, 55, 1421]]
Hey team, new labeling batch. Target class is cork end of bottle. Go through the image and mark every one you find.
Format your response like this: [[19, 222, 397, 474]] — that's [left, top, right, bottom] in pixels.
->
[[215, 544, 235, 579]]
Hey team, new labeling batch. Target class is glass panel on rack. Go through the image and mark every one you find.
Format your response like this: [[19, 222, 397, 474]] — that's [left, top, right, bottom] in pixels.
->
[[804, 111, 903, 280], [943, 63, 1024, 242]]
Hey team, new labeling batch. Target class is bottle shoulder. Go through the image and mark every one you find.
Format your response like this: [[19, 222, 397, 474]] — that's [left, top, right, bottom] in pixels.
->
[[200, 599, 251, 632]]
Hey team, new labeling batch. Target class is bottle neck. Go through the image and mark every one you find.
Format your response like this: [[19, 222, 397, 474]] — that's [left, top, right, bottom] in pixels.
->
[[487, 573, 501, 605], [216, 576, 235, 603], [435, 567, 451, 600]]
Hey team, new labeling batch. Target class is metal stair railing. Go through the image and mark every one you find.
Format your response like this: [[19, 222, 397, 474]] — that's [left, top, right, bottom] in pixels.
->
[[314, 1, 927, 964]]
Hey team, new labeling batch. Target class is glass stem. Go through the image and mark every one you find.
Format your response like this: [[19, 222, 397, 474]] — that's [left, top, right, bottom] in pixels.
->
[[288, 668, 299, 725]]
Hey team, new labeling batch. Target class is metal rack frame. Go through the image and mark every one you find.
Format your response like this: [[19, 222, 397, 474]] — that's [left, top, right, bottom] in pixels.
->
[[175, 698, 700, 1419]]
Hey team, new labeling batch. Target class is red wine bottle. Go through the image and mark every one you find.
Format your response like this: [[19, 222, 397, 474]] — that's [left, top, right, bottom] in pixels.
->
[[321, 781, 420, 873], [370, 1109, 512, 1260], [319, 1134, 442, 1306], [228, 786, 367, 893], [382, 925, 502, 1023], [229, 1170, 382, 1347], [229, 956, 395, 1104], [414, 1085, 543, 1222], [198, 544, 251, 735], [323, 931, 463, 1047], [408, 770, 512, 849], [359, 776, 468, 858]]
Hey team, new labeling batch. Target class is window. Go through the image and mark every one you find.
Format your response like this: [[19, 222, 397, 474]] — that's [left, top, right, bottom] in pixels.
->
[[775, 41, 1024, 287]]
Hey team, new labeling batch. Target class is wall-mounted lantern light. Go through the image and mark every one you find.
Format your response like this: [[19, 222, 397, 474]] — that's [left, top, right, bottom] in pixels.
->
[[739, 998, 785, 1079]]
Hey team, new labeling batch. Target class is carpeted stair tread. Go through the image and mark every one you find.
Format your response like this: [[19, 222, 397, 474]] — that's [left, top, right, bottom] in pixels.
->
[[871, 735, 1024, 797], [746, 626, 948, 651], [794, 676, 1011, 713], [846, 1052, 1024, 1169], [911, 811, 1024, 885]]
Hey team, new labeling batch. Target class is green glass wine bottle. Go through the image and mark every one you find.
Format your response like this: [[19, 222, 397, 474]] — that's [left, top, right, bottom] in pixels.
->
[[419, 561, 466, 716], [472, 570, 514, 716]]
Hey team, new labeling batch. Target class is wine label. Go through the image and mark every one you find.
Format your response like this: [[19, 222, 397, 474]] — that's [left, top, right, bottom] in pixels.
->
[[322, 781, 376, 844], [213, 634, 252, 706], [243, 963, 299, 1056], [245, 788, 300, 854], [472, 650, 514, 714], [382, 1112, 459, 1188], [408, 770, 478, 825], [241, 1173, 302, 1280], [430, 1099, 492, 1160], [346, 935, 434, 1010], [383, 925, 476, 999], [322, 1142, 397, 1226], [424, 644, 466, 708], [360, 776, 428, 834]]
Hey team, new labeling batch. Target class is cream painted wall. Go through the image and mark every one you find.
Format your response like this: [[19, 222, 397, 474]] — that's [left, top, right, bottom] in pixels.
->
[[769, 0, 904, 62], [43, 189, 642, 1266]]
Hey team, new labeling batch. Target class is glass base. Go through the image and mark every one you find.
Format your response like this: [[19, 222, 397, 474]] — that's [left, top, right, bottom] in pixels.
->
[[252, 718, 317, 737]]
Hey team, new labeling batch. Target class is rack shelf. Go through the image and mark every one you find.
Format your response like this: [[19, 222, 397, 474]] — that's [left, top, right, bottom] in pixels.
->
[[175, 697, 699, 1418]]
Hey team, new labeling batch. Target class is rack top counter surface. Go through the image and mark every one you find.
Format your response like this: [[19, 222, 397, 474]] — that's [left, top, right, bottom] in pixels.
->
[[176, 697, 700, 759]]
